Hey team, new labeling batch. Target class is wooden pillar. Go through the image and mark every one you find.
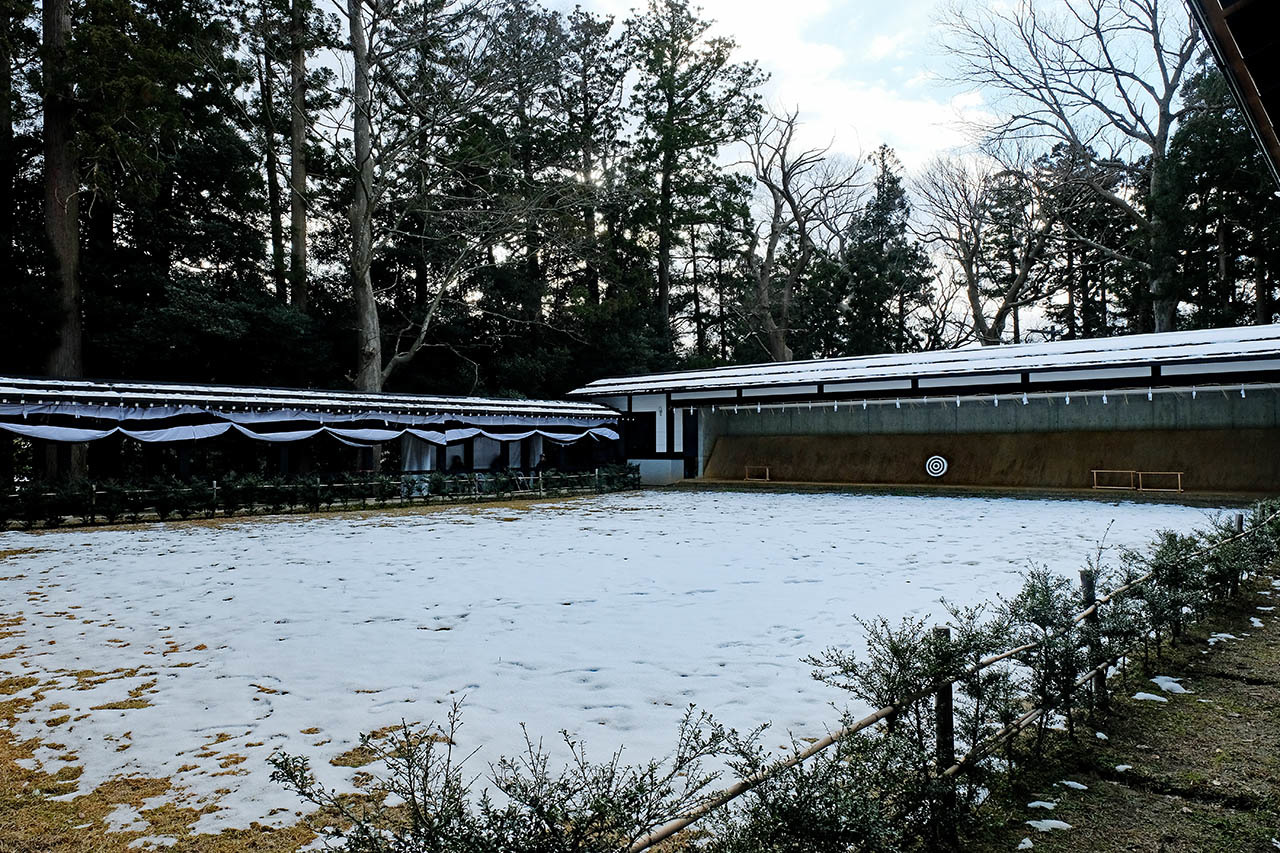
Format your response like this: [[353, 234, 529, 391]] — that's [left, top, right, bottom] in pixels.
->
[[1081, 569, 1108, 713]]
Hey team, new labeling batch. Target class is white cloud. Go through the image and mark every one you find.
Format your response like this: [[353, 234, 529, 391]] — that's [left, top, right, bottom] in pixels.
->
[[550, 0, 980, 173]]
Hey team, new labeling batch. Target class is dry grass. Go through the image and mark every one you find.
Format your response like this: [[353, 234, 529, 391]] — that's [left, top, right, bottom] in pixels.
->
[[0, 615, 329, 852]]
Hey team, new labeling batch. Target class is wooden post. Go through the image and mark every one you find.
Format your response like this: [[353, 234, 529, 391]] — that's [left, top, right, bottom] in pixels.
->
[[933, 626, 957, 848], [1235, 512, 1245, 535], [1081, 568, 1108, 714]]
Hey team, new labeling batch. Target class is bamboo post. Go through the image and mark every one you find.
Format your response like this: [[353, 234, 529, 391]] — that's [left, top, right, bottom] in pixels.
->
[[933, 625, 957, 848], [1081, 568, 1107, 714]]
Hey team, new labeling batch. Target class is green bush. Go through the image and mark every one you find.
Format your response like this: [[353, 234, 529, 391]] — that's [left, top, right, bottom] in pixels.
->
[[271, 704, 726, 853], [150, 477, 182, 522], [58, 479, 95, 525]]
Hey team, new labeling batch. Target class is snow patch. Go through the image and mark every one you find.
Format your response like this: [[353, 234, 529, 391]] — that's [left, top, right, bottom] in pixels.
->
[[1017, 838, 1034, 850], [1027, 800, 1056, 809], [1057, 780, 1088, 790], [104, 804, 146, 834], [1026, 819, 1073, 832], [1094, 731, 1109, 740], [1151, 676, 1189, 694], [1133, 692, 1168, 702], [1251, 617, 1265, 628], [1115, 764, 1132, 772], [1208, 633, 1239, 645]]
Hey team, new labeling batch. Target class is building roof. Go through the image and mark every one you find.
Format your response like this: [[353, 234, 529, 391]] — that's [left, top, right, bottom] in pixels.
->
[[1187, 0, 1280, 184], [569, 325, 1280, 401], [0, 375, 617, 420]]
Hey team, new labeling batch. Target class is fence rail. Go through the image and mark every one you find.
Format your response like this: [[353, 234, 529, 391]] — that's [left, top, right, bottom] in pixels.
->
[[0, 466, 641, 530], [627, 504, 1280, 852]]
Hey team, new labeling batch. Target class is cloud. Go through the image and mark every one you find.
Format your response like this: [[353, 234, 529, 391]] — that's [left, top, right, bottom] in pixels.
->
[[550, 0, 980, 173]]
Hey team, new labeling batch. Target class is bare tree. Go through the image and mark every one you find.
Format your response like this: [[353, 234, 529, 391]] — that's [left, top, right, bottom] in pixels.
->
[[942, 0, 1198, 331], [915, 153, 1071, 345], [740, 110, 862, 362]]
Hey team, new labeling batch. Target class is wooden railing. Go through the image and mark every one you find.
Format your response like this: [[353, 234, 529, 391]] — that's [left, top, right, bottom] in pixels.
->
[[1092, 469, 1184, 492]]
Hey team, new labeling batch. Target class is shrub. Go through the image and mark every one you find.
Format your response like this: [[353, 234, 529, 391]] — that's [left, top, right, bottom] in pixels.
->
[[59, 479, 95, 525], [270, 704, 726, 853], [150, 477, 181, 522], [94, 481, 126, 524], [17, 482, 51, 529]]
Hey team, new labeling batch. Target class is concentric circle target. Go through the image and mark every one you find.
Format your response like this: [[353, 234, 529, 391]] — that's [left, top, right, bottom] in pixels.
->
[[925, 455, 948, 478]]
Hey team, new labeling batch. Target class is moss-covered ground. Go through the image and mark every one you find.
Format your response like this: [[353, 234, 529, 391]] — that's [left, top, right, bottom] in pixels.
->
[[968, 575, 1280, 852]]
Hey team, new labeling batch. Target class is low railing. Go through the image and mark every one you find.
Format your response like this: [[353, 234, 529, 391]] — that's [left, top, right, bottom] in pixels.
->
[[0, 466, 641, 530], [1092, 468, 1184, 492], [627, 507, 1273, 851]]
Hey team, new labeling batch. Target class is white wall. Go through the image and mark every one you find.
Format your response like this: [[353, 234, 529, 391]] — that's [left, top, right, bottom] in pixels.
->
[[635, 458, 683, 485]]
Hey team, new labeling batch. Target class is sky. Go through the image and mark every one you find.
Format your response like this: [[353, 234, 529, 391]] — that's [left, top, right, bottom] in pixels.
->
[[552, 0, 989, 173]]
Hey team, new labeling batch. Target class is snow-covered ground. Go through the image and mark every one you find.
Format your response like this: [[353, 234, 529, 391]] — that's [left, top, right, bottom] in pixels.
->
[[0, 490, 1228, 831]]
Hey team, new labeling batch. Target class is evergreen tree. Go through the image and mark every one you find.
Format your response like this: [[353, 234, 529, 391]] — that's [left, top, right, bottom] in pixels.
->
[[627, 0, 764, 349], [837, 146, 932, 355]]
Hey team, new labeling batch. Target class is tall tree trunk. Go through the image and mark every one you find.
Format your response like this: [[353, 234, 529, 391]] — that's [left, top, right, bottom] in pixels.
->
[[717, 254, 727, 361], [656, 142, 675, 346], [1258, 255, 1272, 326], [289, 0, 308, 311], [257, 54, 288, 299], [43, 0, 80, 379], [520, 124, 542, 322], [0, 12, 15, 282], [349, 0, 380, 393], [1147, 154, 1177, 332], [1216, 218, 1230, 310], [1065, 246, 1077, 339], [690, 225, 706, 357], [579, 77, 599, 306]]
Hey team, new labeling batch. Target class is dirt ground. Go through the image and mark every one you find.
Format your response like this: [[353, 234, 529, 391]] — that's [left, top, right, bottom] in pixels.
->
[[969, 575, 1280, 853]]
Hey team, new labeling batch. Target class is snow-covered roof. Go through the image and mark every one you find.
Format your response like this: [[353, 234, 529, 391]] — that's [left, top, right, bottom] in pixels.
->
[[569, 326, 1280, 399], [0, 375, 617, 420]]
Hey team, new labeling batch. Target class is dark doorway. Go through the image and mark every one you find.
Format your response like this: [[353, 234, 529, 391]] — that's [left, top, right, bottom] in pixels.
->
[[682, 409, 699, 478]]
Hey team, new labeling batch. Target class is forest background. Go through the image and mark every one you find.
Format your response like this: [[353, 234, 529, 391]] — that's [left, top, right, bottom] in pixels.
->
[[2, 0, 1275, 399]]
